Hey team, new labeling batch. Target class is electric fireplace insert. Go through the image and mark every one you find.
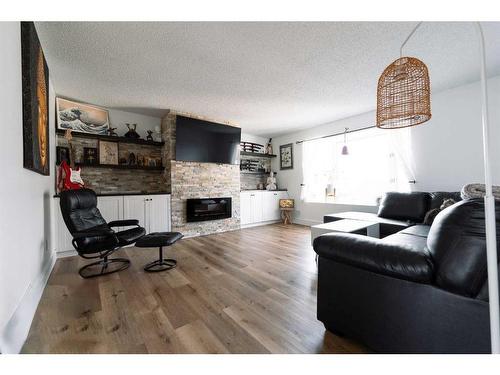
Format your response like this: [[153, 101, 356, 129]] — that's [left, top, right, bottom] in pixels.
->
[[186, 197, 232, 222]]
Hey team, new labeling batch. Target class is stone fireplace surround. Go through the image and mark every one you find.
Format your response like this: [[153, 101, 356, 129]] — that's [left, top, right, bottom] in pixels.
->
[[162, 112, 241, 237]]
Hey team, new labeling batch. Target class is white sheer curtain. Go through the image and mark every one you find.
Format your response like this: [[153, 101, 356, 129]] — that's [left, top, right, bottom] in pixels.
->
[[301, 127, 412, 205], [388, 127, 416, 186]]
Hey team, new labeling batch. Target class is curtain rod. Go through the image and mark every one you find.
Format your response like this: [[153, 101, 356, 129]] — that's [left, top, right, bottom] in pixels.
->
[[295, 125, 376, 144]]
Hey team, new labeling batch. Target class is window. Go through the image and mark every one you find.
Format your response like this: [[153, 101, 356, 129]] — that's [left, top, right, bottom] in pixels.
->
[[301, 127, 413, 205]]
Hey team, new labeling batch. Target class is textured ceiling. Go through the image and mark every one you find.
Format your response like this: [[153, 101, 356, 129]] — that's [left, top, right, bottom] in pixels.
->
[[36, 22, 500, 136]]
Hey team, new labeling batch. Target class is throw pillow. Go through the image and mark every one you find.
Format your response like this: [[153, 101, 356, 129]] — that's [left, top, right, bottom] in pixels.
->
[[423, 198, 456, 225]]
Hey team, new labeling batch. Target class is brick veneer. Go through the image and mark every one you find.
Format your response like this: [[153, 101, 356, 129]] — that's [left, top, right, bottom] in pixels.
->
[[55, 135, 167, 194]]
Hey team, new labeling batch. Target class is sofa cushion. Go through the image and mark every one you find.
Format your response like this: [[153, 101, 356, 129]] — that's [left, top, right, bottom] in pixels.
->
[[377, 192, 430, 222], [314, 233, 434, 283], [427, 199, 500, 298]]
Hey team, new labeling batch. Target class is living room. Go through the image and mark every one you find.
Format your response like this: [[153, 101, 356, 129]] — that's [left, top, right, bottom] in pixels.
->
[[1, 1, 500, 373]]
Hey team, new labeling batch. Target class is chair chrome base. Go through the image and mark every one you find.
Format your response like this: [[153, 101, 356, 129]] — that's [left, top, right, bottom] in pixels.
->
[[144, 245, 177, 272], [79, 257, 130, 278]]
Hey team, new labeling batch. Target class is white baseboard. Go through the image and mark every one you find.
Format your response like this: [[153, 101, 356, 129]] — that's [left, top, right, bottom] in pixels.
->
[[0, 250, 56, 354], [240, 220, 281, 229], [56, 249, 77, 258], [293, 218, 322, 227]]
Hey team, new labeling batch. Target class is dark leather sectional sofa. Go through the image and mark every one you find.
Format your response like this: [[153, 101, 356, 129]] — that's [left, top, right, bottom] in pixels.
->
[[313, 191, 500, 353]]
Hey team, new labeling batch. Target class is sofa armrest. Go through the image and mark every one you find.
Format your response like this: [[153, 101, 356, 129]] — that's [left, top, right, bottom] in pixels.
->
[[313, 233, 434, 283]]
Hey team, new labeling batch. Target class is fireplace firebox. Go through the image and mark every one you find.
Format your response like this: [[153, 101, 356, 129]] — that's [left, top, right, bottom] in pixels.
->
[[186, 197, 232, 222]]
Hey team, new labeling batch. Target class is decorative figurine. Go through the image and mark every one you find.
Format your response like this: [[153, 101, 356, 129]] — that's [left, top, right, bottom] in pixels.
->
[[266, 171, 277, 191], [266, 138, 273, 155], [146, 130, 154, 141], [154, 125, 162, 142], [124, 123, 140, 138], [128, 152, 136, 166], [107, 126, 118, 136]]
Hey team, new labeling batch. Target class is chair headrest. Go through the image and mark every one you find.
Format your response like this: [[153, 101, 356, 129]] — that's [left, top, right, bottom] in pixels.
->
[[60, 189, 97, 211]]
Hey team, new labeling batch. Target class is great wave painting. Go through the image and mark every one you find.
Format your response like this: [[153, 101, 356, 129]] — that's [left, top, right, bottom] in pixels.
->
[[56, 98, 109, 135]]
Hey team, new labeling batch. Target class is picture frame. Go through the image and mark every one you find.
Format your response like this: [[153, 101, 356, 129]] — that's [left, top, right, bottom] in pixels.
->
[[56, 146, 70, 165], [279, 199, 295, 209], [56, 97, 110, 135], [280, 143, 293, 170], [83, 147, 98, 165], [21, 22, 50, 175], [98, 141, 119, 165]]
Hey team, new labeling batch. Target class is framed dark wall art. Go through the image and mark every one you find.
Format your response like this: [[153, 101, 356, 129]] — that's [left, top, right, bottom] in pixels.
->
[[21, 22, 50, 175], [56, 146, 70, 165], [83, 147, 98, 165], [280, 143, 293, 170]]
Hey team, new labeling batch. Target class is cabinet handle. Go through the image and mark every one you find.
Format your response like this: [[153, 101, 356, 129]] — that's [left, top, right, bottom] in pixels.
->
[[250, 194, 255, 196]]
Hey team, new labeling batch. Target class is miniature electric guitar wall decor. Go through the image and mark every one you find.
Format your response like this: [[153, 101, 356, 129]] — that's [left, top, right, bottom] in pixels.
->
[[58, 129, 84, 191]]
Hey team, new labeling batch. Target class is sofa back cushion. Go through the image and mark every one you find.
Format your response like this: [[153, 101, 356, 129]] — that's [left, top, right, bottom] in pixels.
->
[[427, 199, 500, 298], [377, 192, 430, 222]]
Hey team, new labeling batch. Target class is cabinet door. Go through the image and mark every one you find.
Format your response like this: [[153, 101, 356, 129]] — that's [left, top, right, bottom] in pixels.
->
[[123, 195, 147, 232], [262, 192, 275, 221], [240, 192, 252, 225], [149, 195, 171, 233], [270, 192, 281, 220], [251, 192, 263, 223], [97, 196, 123, 230]]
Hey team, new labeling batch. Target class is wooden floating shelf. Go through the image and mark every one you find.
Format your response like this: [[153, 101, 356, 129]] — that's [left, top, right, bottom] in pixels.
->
[[240, 151, 277, 158], [56, 129, 165, 147], [77, 163, 164, 171]]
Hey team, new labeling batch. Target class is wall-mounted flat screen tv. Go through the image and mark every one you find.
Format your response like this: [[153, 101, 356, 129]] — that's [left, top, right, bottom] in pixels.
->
[[175, 115, 241, 165]]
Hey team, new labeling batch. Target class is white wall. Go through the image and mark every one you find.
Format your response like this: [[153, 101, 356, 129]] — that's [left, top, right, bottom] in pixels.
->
[[0, 22, 57, 353], [241, 132, 269, 148], [108, 109, 161, 139], [271, 75, 500, 225]]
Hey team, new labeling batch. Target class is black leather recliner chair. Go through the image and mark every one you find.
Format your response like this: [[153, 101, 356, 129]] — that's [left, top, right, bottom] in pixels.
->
[[314, 197, 500, 353], [59, 188, 146, 278]]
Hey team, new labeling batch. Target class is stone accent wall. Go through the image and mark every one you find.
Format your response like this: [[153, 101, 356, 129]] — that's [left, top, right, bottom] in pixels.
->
[[163, 112, 241, 237], [171, 161, 241, 237], [56, 135, 167, 194], [160, 111, 176, 193]]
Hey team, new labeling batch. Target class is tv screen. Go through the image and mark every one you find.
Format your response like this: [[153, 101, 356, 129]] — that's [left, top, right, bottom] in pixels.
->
[[175, 116, 241, 165]]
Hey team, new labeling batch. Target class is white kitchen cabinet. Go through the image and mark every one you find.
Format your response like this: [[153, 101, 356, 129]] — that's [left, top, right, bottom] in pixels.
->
[[123, 195, 147, 230], [123, 194, 171, 234], [55, 194, 171, 255], [97, 196, 123, 230], [252, 192, 263, 223], [148, 195, 171, 233], [240, 192, 252, 225], [240, 190, 288, 227]]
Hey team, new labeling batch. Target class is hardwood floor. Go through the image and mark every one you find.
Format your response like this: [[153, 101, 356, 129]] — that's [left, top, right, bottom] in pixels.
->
[[22, 224, 367, 354]]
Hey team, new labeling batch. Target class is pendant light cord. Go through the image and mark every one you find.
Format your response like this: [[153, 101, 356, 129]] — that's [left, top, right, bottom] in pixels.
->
[[400, 21, 423, 57]]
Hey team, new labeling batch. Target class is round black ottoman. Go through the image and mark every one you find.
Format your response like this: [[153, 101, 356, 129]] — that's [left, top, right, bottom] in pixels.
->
[[135, 232, 183, 272]]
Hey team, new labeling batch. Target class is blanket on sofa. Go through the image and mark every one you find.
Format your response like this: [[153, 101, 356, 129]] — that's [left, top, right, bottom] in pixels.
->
[[461, 183, 500, 200]]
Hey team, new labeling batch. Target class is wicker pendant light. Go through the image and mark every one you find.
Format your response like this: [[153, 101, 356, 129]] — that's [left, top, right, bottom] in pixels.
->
[[376, 56, 431, 129]]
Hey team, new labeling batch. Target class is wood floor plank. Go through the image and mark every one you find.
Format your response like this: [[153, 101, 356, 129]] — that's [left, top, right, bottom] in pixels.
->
[[23, 223, 367, 354]]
